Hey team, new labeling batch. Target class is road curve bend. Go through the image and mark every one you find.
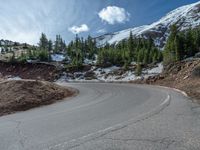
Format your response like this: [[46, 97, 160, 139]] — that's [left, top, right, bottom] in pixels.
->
[[0, 83, 196, 150]]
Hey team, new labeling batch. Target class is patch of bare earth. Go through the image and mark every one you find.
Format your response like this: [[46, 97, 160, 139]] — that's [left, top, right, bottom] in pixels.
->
[[0, 61, 62, 81], [134, 59, 200, 103], [0, 80, 77, 116]]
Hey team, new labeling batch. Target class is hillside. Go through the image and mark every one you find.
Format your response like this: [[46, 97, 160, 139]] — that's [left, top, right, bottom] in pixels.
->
[[136, 58, 200, 102], [95, 1, 200, 48], [0, 2, 200, 83], [0, 39, 34, 61]]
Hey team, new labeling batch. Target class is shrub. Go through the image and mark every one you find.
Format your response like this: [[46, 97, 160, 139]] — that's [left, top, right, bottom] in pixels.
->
[[38, 50, 49, 61]]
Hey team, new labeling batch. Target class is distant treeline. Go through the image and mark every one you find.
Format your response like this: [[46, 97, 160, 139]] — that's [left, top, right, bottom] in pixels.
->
[[12, 24, 200, 70]]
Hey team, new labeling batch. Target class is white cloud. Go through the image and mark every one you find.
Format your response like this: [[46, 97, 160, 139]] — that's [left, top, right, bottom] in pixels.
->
[[68, 24, 89, 34], [98, 6, 130, 25]]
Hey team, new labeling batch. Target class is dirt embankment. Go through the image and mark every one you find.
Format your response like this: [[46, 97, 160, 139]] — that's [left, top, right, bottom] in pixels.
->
[[0, 61, 62, 81], [0, 80, 77, 116], [137, 59, 200, 102]]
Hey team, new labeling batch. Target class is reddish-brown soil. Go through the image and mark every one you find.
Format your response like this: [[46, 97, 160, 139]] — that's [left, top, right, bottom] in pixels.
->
[[0, 80, 77, 116], [135, 59, 200, 103], [0, 61, 62, 81]]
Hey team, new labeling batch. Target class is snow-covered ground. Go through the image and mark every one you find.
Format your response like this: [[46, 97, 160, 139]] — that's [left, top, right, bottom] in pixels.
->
[[51, 54, 65, 62], [58, 63, 163, 82], [84, 58, 96, 65], [95, 1, 200, 47], [6, 76, 22, 81], [83, 55, 97, 65], [145, 63, 163, 74]]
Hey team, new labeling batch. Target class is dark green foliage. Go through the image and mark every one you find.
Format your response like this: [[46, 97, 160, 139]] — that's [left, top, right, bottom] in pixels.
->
[[96, 35, 161, 67], [17, 31, 163, 69], [38, 49, 49, 61], [37, 33, 50, 61], [67, 34, 98, 68], [54, 35, 66, 53], [48, 40, 53, 61], [128, 31, 135, 59], [39, 33, 48, 50], [164, 25, 200, 64]]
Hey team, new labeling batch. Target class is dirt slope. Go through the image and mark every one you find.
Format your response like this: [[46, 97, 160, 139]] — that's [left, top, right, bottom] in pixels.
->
[[0, 80, 76, 116], [145, 59, 200, 102], [0, 61, 62, 81]]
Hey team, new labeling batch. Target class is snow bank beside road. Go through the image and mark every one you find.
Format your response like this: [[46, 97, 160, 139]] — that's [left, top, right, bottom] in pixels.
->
[[58, 63, 163, 82]]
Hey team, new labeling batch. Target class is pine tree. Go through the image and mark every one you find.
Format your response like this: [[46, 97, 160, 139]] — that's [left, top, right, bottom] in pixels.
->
[[137, 48, 144, 63], [174, 36, 181, 61], [143, 49, 148, 65], [128, 31, 134, 59], [48, 40, 53, 61], [39, 33, 48, 50], [185, 29, 195, 57], [164, 25, 178, 63], [54, 35, 64, 53]]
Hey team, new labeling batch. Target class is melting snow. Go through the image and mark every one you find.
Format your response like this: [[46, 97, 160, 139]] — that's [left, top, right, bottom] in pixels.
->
[[7, 76, 22, 80], [58, 63, 163, 82], [146, 63, 163, 74], [51, 54, 65, 62]]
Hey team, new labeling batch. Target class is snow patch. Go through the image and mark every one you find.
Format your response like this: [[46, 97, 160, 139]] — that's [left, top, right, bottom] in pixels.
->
[[7, 76, 22, 81], [58, 63, 163, 82], [146, 63, 163, 74], [96, 1, 200, 47], [51, 54, 65, 62]]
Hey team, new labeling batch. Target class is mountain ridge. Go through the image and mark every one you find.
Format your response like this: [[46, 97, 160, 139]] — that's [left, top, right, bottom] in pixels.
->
[[95, 1, 200, 48]]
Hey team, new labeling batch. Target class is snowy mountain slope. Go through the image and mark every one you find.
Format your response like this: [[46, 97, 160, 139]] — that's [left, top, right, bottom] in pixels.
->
[[95, 1, 200, 48]]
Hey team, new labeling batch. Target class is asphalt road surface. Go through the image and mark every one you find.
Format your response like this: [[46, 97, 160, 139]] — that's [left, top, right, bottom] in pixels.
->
[[0, 83, 200, 150]]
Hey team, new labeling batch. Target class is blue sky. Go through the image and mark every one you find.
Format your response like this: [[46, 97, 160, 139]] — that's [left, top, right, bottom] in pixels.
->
[[0, 0, 199, 44]]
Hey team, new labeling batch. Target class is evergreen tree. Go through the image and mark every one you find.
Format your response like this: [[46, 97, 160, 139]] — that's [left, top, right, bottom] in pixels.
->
[[48, 40, 53, 52], [39, 33, 48, 50], [54, 35, 65, 53], [185, 29, 195, 57], [164, 25, 200, 63], [143, 49, 148, 65], [128, 31, 134, 59], [137, 48, 144, 63], [164, 25, 178, 63], [48, 40, 53, 61], [174, 35, 181, 61]]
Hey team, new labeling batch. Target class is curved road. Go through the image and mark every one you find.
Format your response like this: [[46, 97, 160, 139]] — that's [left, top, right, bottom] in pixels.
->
[[0, 83, 199, 150]]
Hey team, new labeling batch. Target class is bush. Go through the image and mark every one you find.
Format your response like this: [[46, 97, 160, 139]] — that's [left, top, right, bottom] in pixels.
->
[[38, 50, 49, 61]]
